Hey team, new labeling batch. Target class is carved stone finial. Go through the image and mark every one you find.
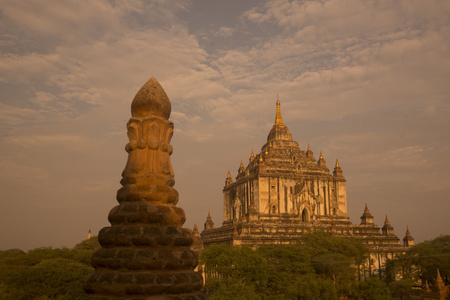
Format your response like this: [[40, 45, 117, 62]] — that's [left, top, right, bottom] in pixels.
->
[[83, 77, 204, 299], [131, 77, 171, 119]]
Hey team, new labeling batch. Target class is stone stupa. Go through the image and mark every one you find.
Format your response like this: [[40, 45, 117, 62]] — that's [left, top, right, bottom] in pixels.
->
[[83, 77, 205, 299]]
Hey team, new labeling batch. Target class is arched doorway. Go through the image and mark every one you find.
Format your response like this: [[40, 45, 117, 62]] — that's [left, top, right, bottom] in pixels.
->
[[302, 209, 309, 222], [272, 205, 277, 214]]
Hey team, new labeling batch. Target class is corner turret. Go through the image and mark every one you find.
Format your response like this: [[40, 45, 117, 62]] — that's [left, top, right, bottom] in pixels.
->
[[225, 170, 233, 186], [236, 161, 246, 180], [382, 215, 395, 236], [204, 212, 214, 231], [360, 204, 374, 225], [249, 150, 255, 163], [238, 161, 245, 174], [403, 226, 414, 247], [306, 144, 315, 160], [317, 151, 329, 172], [333, 159, 344, 177], [193, 224, 199, 237]]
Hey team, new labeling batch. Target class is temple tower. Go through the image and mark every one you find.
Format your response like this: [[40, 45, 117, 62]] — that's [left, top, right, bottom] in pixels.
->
[[219, 98, 349, 226], [382, 216, 395, 236], [403, 226, 415, 247], [360, 204, 374, 225], [83, 77, 204, 299], [204, 212, 214, 231]]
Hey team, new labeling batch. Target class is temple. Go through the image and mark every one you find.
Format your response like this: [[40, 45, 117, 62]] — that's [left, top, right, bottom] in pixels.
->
[[199, 97, 414, 274]]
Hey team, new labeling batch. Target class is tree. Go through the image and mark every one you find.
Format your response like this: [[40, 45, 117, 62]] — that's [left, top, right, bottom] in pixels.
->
[[210, 280, 261, 300], [73, 236, 100, 251], [388, 278, 418, 300], [0, 237, 98, 299], [7, 257, 92, 299], [200, 233, 368, 299], [354, 276, 389, 300], [285, 274, 337, 300], [302, 231, 367, 294], [385, 235, 450, 288], [255, 244, 313, 295], [408, 235, 449, 286]]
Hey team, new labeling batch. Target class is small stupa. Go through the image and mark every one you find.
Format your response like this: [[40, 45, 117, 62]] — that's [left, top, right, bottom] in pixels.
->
[[83, 77, 204, 299]]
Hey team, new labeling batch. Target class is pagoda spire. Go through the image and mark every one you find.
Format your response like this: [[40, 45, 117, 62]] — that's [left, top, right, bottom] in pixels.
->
[[204, 212, 214, 231], [225, 170, 233, 186], [275, 95, 284, 126], [360, 203, 374, 225], [267, 96, 292, 142], [333, 158, 343, 177], [382, 215, 394, 236], [317, 151, 328, 171], [403, 225, 415, 247], [306, 144, 315, 159]]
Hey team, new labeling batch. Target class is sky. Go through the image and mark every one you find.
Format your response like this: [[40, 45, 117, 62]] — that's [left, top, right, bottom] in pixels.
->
[[1, 0, 449, 251]]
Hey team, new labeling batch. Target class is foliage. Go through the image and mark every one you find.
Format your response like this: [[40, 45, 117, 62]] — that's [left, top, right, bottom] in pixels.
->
[[0, 237, 99, 300], [388, 278, 420, 300], [200, 232, 367, 299], [210, 279, 261, 300], [7, 258, 92, 299], [285, 274, 337, 300], [73, 236, 100, 252], [384, 235, 449, 287], [353, 276, 389, 300], [302, 231, 367, 295], [408, 235, 450, 285]]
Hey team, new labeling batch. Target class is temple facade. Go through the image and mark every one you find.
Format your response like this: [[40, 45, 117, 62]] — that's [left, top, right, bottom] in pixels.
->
[[199, 98, 414, 274]]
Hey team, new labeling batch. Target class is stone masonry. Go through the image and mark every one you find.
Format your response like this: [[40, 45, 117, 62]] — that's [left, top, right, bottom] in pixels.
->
[[83, 77, 205, 299], [200, 98, 414, 274]]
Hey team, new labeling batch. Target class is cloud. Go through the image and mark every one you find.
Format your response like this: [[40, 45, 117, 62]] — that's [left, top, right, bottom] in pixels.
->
[[213, 26, 235, 38], [4, 134, 88, 149]]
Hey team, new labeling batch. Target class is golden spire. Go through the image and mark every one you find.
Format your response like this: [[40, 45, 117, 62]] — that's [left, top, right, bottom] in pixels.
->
[[425, 280, 431, 292], [240, 161, 244, 168], [308, 144, 311, 151], [275, 95, 284, 126], [251, 150, 254, 158], [336, 159, 339, 168], [320, 151, 323, 159], [227, 170, 231, 178], [88, 227, 91, 239], [437, 269, 444, 285]]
